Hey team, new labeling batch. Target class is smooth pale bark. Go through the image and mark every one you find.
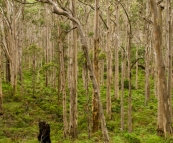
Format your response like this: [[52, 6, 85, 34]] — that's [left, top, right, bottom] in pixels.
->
[[0, 43, 3, 115], [32, 46, 36, 96], [118, 0, 132, 132], [125, 5, 132, 133], [114, 3, 119, 99], [57, 47, 61, 102], [67, 29, 71, 89], [45, 26, 49, 87], [166, 0, 172, 118], [127, 33, 132, 133], [93, 0, 100, 132], [106, 0, 112, 119], [0, 14, 10, 83], [135, 45, 138, 89], [51, 17, 56, 88], [121, 49, 125, 131], [100, 59, 104, 85], [38, 0, 109, 141], [84, 62, 90, 139], [121, 1, 132, 132], [154, 53, 158, 98], [69, 0, 78, 138], [144, 0, 150, 106], [59, 39, 68, 138], [2, 1, 24, 95], [100, 37, 105, 86], [150, 0, 172, 136], [18, 7, 25, 95]]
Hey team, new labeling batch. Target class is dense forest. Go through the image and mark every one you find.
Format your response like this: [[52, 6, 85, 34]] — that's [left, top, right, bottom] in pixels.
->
[[0, 0, 173, 142]]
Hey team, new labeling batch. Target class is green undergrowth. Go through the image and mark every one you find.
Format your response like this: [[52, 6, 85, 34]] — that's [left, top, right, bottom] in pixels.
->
[[0, 69, 172, 143]]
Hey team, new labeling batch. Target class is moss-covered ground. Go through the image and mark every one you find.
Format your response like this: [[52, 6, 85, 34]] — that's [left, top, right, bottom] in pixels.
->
[[0, 69, 173, 143]]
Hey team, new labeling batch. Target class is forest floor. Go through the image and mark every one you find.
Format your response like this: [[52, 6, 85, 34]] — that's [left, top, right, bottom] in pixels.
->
[[0, 69, 173, 143]]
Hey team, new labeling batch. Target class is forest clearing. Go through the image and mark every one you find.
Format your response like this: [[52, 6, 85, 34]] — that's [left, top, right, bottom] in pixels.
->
[[0, 0, 173, 142]]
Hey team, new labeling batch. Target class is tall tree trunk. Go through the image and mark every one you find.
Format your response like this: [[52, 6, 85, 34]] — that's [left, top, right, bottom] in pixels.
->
[[119, 1, 132, 132], [45, 26, 48, 87], [106, 0, 112, 119], [32, 51, 36, 96], [0, 44, 3, 115], [6, 59, 10, 83], [127, 31, 132, 133], [117, 0, 133, 133], [47, 0, 109, 141], [18, 18, 24, 95], [121, 49, 125, 131], [11, 19, 18, 95], [135, 45, 138, 89], [144, 0, 150, 106], [166, 0, 172, 119], [93, 0, 100, 132], [57, 18, 61, 102], [59, 39, 68, 138], [2, 1, 23, 95], [84, 62, 90, 138], [0, 14, 10, 83], [57, 47, 61, 102], [114, 3, 119, 99], [150, 0, 172, 136], [69, 0, 78, 138]]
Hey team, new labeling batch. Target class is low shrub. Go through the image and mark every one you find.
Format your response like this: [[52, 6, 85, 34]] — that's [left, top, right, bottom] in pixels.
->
[[124, 133, 141, 143], [141, 134, 164, 143]]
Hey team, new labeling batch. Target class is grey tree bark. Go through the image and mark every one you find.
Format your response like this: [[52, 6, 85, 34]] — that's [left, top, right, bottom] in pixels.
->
[[0, 37, 3, 115], [150, 0, 172, 136], [114, 3, 119, 99], [144, 0, 150, 106], [69, 0, 78, 138], [106, 0, 112, 119], [93, 0, 100, 132]]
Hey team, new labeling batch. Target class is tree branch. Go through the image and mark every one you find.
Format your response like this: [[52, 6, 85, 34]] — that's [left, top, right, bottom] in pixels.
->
[[78, 0, 94, 9], [78, 0, 108, 29], [157, 0, 164, 5], [120, 46, 126, 52], [117, 1, 131, 33], [65, 26, 77, 34], [131, 58, 143, 70], [0, 7, 12, 32], [60, 26, 78, 39]]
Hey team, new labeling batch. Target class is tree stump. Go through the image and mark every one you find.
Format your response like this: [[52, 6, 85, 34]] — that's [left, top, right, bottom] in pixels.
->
[[38, 121, 51, 143]]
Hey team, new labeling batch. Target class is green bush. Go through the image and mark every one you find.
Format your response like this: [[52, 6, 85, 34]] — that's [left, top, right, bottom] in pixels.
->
[[142, 134, 164, 143], [112, 103, 120, 113], [166, 136, 173, 143], [107, 120, 117, 131], [0, 138, 12, 143], [112, 136, 124, 143], [124, 133, 141, 143]]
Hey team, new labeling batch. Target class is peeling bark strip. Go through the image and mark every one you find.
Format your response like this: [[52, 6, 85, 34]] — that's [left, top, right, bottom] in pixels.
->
[[36, 0, 109, 141]]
